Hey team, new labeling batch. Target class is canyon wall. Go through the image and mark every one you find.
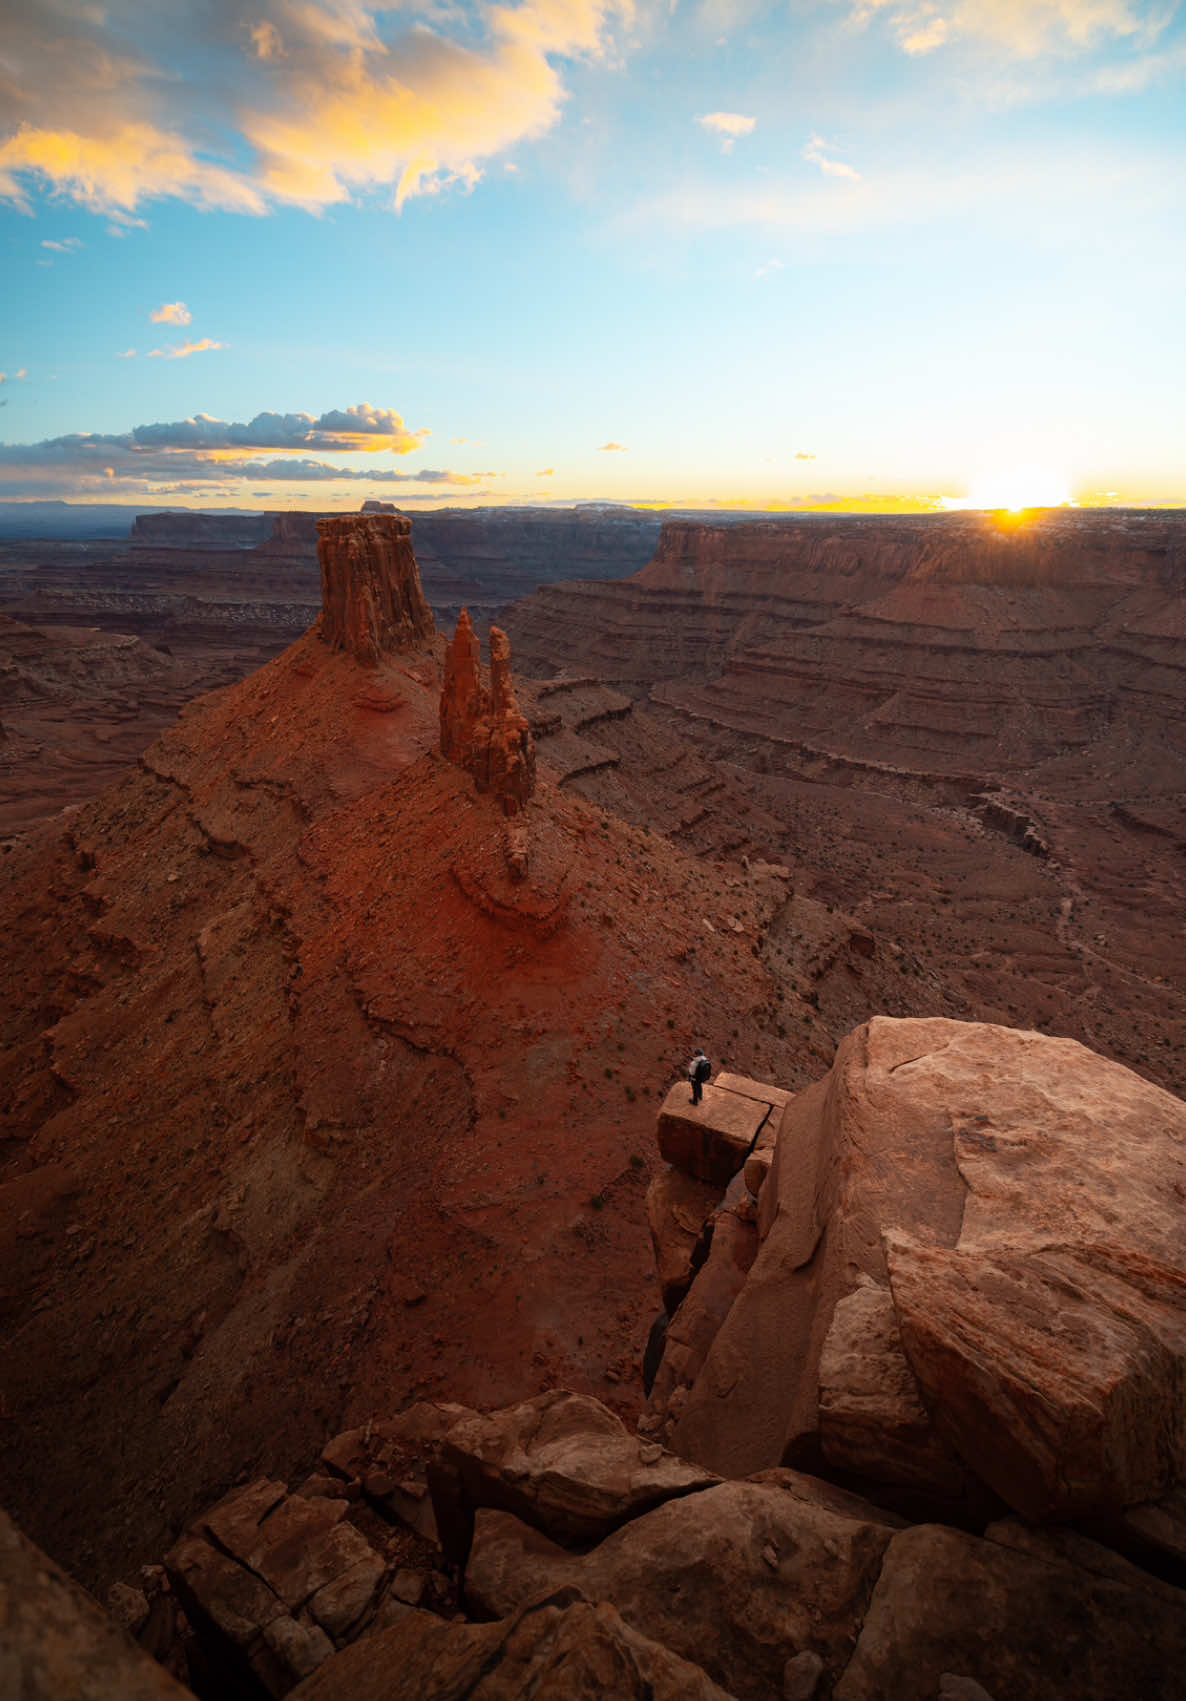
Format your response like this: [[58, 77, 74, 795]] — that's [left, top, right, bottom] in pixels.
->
[[504, 510, 1186, 796]]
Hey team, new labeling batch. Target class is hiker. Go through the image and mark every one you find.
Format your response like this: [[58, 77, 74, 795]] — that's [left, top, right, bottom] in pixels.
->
[[688, 1048, 711, 1105]]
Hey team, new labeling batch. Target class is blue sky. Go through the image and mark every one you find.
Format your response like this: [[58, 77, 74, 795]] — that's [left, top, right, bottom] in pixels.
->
[[2, 0, 1184, 509]]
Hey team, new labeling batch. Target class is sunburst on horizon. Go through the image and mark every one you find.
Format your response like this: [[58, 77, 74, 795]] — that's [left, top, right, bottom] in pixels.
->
[[944, 464, 1076, 513]]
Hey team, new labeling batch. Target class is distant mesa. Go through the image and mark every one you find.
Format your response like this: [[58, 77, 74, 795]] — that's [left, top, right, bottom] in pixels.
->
[[316, 512, 435, 664], [440, 610, 536, 814]]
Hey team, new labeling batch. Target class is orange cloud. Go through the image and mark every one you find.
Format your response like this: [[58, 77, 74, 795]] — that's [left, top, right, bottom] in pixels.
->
[[0, 1, 631, 216], [147, 338, 227, 359], [150, 301, 192, 325], [597, 441, 629, 451]]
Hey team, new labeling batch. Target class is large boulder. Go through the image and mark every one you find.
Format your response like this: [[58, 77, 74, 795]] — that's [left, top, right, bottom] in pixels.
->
[[833, 1522, 1186, 1700], [464, 1471, 901, 1701], [0, 1507, 192, 1700], [656, 1080, 772, 1187], [429, 1391, 717, 1566], [288, 1594, 737, 1699], [669, 1018, 1186, 1525]]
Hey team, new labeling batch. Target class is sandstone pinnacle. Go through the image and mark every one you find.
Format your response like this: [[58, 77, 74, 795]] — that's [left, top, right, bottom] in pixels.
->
[[440, 613, 536, 813]]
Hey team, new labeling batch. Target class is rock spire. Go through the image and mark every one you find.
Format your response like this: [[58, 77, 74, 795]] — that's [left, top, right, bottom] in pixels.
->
[[440, 612, 536, 813], [316, 513, 434, 664]]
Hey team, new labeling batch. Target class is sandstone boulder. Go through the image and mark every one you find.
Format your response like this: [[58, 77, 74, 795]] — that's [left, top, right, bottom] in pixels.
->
[[288, 1594, 736, 1699], [464, 1472, 900, 1701], [166, 1478, 393, 1695], [670, 1018, 1186, 1529], [321, 1401, 476, 1540], [0, 1507, 192, 1700], [833, 1522, 1186, 1700], [429, 1390, 717, 1566], [656, 1080, 770, 1187]]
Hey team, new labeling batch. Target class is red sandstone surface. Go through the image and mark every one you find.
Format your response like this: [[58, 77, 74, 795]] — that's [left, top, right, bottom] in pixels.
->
[[5, 504, 1186, 1631], [0, 599, 812, 1591]]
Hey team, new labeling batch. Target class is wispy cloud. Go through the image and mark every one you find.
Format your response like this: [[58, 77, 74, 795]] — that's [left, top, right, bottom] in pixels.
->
[[697, 111, 757, 153], [795, 451, 817, 460], [117, 349, 137, 359], [803, 133, 861, 180], [0, 0, 634, 217], [842, 0, 1167, 58], [40, 236, 83, 253], [147, 338, 227, 359], [597, 440, 629, 451], [536, 467, 555, 476], [755, 258, 785, 278], [150, 301, 192, 325]]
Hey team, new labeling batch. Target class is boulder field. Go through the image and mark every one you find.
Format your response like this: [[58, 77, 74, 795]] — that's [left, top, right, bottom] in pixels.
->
[[27, 1015, 1182, 1699]]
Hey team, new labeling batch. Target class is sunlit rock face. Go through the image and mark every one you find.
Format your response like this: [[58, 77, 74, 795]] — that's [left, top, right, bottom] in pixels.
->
[[317, 514, 434, 664], [440, 612, 536, 813]]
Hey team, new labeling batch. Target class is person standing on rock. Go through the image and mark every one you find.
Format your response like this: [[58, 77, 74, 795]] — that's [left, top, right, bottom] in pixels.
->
[[688, 1049, 711, 1105]]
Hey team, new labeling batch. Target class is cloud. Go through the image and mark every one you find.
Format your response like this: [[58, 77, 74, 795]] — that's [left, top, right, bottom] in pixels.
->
[[597, 441, 629, 451], [146, 339, 227, 359], [697, 111, 756, 153], [0, 400, 486, 498], [0, 0, 633, 217], [755, 257, 785, 277], [803, 134, 861, 180], [536, 467, 555, 476], [40, 236, 83, 252], [843, 0, 1167, 58], [150, 301, 192, 325], [117, 349, 137, 359]]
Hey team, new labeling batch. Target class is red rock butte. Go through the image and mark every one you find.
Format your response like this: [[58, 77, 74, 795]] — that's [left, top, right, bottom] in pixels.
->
[[317, 513, 434, 664], [440, 610, 536, 814]]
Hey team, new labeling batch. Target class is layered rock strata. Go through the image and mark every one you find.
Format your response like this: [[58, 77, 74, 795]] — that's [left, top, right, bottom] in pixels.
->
[[503, 509, 1186, 797], [440, 611, 535, 812], [317, 514, 434, 664]]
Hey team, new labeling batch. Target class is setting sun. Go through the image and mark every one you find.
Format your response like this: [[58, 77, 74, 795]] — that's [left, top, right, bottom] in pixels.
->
[[946, 464, 1075, 513]]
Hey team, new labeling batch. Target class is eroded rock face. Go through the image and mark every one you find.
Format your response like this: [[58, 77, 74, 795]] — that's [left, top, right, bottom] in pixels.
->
[[288, 1595, 736, 1701], [464, 1472, 901, 1701], [428, 1390, 717, 1566], [439, 613, 536, 813], [668, 1017, 1186, 1528], [317, 514, 434, 663]]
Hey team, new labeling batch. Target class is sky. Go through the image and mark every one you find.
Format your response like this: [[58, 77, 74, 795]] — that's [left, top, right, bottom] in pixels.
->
[[2, 0, 1185, 512]]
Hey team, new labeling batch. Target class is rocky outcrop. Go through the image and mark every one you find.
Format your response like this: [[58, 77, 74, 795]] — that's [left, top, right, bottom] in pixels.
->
[[428, 1391, 717, 1567], [316, 514, 434, 663], [440, 612, 535, 812], [289, 1595, 736, 1700], [655, 1017, 1186, 1534], [0, 1506, 191, 1699]]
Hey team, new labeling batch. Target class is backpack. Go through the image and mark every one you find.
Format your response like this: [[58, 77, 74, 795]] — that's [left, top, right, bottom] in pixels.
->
[[694, 1055, 711, 1084]]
